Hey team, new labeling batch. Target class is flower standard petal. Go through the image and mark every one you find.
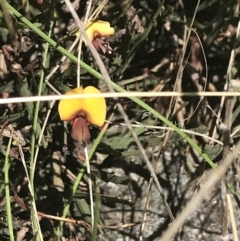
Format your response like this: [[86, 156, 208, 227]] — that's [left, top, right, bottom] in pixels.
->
[[90, 20, 115, 37], [58, 87, 84, 121], [82, 86, 106, 127]]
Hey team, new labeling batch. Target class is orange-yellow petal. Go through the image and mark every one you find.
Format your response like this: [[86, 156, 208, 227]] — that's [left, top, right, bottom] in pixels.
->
[[58, 87, 84, 121], [82, 86, 106, 127], [83, 20, 115, 46]]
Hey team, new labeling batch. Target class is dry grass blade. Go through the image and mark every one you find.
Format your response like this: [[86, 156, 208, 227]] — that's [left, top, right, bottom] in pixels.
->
[[18, 146, 44, 241], [99, 219, 152, 230], [227, 194, 239, 241], [2, 91, 240, 104]]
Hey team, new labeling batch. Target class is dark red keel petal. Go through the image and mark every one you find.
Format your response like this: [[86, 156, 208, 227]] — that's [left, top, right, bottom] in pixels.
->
[[92, 37, 113, 55], [71, 117, 90, 142]]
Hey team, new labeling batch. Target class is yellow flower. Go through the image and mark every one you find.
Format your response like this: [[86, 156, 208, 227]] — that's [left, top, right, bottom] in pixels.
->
[[58, 86, 106, 142], [85, 20, 114, 44], [77, 20, 114, 45], [76, 20, 114, 54]]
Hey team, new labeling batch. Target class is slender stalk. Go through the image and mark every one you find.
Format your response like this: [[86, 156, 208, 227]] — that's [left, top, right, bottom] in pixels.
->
[[92, 185, 100, 240], [84, 145, 94, 230], [19, 146, 44, 241], [76, 0, 93, 87], [4, 135, 14, 241]]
